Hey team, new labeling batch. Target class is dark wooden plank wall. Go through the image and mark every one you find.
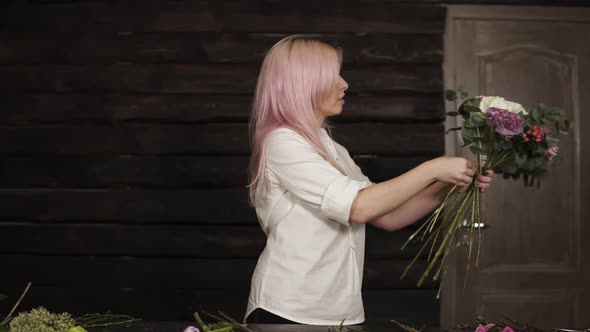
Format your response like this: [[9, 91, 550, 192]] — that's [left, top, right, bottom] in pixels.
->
[[0, 0, 448, 325]]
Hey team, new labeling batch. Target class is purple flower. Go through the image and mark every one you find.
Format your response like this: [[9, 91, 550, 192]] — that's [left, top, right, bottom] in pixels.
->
[[184, 326, 200, 332], [501, 327, 515, 332], [475, 323, 496, 332], [484, 107, 524, 137]]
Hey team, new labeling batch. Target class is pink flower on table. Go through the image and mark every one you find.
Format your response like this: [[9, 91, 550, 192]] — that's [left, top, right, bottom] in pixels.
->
[[475, 323, 496, 332], [544, 146, 559, 160], [184, 326, 200, 332], [501, 327, 515, 332]]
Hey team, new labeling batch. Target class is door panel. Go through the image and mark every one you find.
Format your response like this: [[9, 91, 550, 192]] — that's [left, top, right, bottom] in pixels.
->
[[442, 6, 590, 329]]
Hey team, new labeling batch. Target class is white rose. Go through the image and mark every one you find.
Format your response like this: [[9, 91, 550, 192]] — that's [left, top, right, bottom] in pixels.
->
[[505, 100, 528, 115], [479, 96, 528, 115]]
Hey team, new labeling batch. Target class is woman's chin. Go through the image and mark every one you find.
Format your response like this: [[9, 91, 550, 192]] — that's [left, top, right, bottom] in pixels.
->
[[332, 106, 344, 116]]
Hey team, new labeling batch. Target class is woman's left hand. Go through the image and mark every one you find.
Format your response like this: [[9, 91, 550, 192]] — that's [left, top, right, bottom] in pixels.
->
[[475, 169, 495, 193]]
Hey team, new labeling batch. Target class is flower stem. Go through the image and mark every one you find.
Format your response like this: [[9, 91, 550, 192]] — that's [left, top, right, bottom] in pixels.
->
[[0, 282, 31, 326], [417, 189, 473, 286]]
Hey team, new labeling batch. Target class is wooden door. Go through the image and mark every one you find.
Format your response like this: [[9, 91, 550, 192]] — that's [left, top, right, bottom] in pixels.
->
[[442, 6, 590, 329]]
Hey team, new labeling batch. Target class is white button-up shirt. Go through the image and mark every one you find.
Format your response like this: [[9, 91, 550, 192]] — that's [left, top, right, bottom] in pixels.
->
[[244, 127, 374, 325]]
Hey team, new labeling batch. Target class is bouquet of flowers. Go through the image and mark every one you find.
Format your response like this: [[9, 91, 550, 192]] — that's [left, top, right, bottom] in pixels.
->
[[401, 88, 572, 296]]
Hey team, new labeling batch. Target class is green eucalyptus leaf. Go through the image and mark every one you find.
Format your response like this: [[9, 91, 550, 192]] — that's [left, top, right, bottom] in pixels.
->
[[493, 140, 503, 150], [527, 159, 539, 171], [501, 162, 518, 175], [546, 136, 559, 146], [463, 117, 478, 128], [472, 115, 486, 125], [464, 105, 481, 113], [457, 99, 475, 118], [461, 137, 473, 147], [445, 126, 462, 134], [446, 111, 459, 116], [462, 127, 476, 140], [501, 140, 514, 150], [531, 107, 539, 122], [514, 153, 527, 167], [459, 89, 470, 100], [444, 89, 458, 101], [534, 155, 547, 169]]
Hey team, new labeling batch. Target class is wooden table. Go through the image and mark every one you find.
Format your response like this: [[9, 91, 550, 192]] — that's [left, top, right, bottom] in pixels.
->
[[87, 321, 419, 332], [86, 322, 589, 332]]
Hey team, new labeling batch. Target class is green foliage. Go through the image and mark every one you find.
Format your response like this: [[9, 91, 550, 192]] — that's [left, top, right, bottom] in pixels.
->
[[528, 104, 572, 134], [9, 307, 76, 332], [0, 294, 6, 301], [444, 89, 458, 102], [458, 85, 471, 100], [75, 312, 140, 329], [0, 284, 137, 331], [328, 319, 363, 332], [67, 327, 88, 332], [445, 126, 461, 134], [193, 311, 253, 332]]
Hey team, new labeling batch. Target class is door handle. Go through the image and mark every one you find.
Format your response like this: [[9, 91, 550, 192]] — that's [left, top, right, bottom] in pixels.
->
[[460, 220, 487, 246], [461, 219, 487, 229]]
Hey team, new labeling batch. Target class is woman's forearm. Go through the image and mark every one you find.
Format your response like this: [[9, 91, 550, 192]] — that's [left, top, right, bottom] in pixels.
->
[[349, 159, 440, 224], [369, 181, 452, 231]]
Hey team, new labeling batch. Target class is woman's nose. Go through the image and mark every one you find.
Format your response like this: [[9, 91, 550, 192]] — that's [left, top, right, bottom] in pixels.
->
[[340, 77, 348, 91]]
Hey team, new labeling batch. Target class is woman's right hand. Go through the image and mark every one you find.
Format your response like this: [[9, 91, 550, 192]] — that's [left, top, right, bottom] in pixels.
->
[[431, 156, 476, 188]]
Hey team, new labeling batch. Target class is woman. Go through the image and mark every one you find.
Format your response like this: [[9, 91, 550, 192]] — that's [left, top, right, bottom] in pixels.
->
[[244, 35, 493, 326]]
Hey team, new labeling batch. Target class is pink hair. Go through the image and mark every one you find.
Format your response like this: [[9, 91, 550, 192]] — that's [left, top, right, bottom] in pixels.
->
[[247, 35, 346, 207]]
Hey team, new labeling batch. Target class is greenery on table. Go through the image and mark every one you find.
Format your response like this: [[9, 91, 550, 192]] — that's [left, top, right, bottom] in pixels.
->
[[328, 319, 364, 332], [192, 311, 253, 332], [0, 283, 139, 332]]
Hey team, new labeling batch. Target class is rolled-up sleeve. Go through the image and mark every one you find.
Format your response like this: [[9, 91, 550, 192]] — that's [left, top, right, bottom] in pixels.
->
[[266, 128, 370, 226]]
